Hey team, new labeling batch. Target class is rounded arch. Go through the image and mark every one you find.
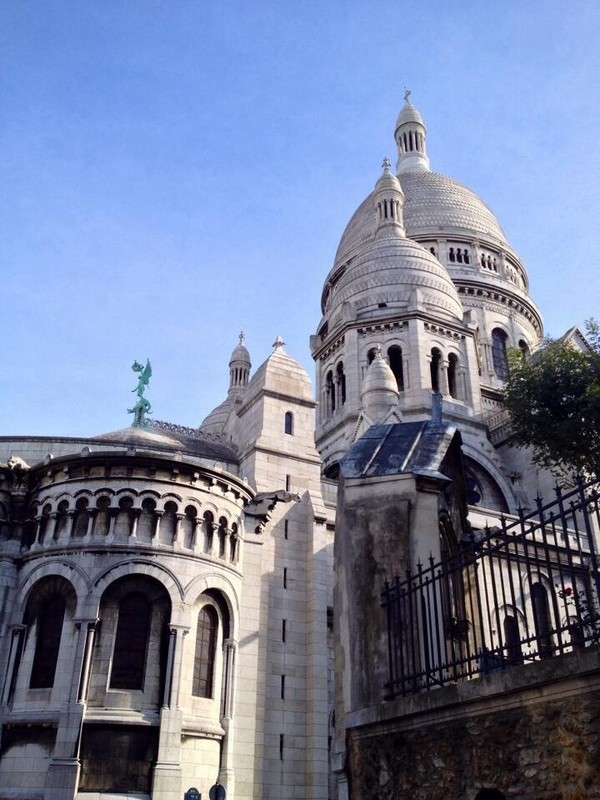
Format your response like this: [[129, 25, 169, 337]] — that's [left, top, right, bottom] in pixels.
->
[[92, 487, 116, 498], [200, 500, 220, 517], [183, 572, 240, 639], [460, 449, 513, 513], [113, 488, 139, 501], [491, 326, 509, 380], [17, 560, 92, 616], [92, 559, 184, 608], [156, 492, 183, 511]]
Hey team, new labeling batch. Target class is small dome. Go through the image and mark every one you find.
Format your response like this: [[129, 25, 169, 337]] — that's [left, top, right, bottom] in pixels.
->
[[324, 233, 463, 324], [200, 398, 233, 436], [363, 348, 398, 396], [395, 98, 425, 131], [374, 158, 403, 195], [362, 346, 399, 422], [230, 332, 251, 367]]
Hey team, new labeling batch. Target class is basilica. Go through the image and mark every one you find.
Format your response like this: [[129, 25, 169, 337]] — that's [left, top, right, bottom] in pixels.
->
[[1, 96, 598, 800]]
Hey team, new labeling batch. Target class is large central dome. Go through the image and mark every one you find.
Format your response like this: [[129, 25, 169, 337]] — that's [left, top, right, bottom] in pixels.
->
[[334, 170, 510, 269]]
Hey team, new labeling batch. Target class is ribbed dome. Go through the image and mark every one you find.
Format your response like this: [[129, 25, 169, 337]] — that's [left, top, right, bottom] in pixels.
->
[[230, 333, 251, 367], [395, 100, 425, 130], [326, 234, 463, 323], [333, 170, 509, 273], [199, 397, 233, 436]]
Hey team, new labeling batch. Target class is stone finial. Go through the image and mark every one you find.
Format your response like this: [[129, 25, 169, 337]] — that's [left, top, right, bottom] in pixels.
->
[[382, 156, 392, 173]]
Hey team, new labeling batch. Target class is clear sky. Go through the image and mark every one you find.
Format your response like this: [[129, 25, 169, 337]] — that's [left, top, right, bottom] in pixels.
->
[[2, 1, 599, 437]]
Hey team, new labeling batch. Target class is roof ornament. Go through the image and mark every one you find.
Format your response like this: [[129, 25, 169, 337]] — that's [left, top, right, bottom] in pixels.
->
[[239, 330, 245, 345], [273, 336, 285, 351], [404, 87, 411, 103], [128, 358, 152, 428], [381, 156, 392, 173]]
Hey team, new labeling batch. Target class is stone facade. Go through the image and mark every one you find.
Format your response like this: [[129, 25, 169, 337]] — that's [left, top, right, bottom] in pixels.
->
[[0, 96, 596, 800]]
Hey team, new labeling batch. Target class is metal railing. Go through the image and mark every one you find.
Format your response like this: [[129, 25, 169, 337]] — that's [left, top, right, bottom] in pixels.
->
[[381, 477, 600, 698]]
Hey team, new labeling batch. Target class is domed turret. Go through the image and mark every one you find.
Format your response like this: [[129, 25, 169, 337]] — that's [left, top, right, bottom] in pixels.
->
[[395, 90, 430, 174], [374, 157, 405, 237], [200, 333, 253, 435], [362, 345, 399, 421], [229, 331, 251, 394]]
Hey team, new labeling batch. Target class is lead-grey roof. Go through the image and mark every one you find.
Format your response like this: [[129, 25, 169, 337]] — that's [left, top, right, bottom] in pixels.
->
[[340, 420, 460, 480]]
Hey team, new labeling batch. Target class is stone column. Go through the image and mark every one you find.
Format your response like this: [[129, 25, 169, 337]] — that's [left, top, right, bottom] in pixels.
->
[[153, 625, 189, 800], [1, 624, 26, 705], [218, 639, 238, 795], [45, 618, 98, 800]]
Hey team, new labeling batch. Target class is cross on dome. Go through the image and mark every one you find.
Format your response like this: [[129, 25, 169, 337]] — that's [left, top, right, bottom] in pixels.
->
[[381, 157, 392, 173], [273, 336, 285, 350]]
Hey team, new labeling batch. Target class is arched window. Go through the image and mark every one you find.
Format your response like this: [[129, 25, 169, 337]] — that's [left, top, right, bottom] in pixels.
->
[[448, 353, 458, 398], [114, 496, 134, 538], [336, 362, 346, 406], [449, 247, 455, 262], [182, 505, 197, 549], [94, 496, 111, 536], [73, 497, 89, 537], [387, 346, 404, 391], [30, 594, 66, 688], [38, 504, 51, 544], [110, 592, 151, 690], [367, 348, 377, 365], [491, 328, 509, 380], [160, 501, 178, 545], [54, 500, 69, 539], [518, 339, 529, 359], [230, 523, 238, 562], [463, 249, 470, 264], [203, 511, 214, 552], [218, 517, 228, 558], [503, 614, 522, 664], [532, 582, 554, 658], [430, 348, 442, 393], [137, 498, 156, 541], [284, 411, 294, 435], [193, 606, 218, 698], [326, 371, 335, 414]]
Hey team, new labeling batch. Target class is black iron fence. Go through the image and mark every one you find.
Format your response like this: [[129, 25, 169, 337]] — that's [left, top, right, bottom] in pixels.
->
[[381, 477, 600, 698]]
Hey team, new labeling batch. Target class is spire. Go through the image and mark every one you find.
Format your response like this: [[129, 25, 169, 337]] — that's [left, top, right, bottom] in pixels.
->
[[394, 91, 430, 174], [373, 157, 405, 237], [228, 331, 251, 395]]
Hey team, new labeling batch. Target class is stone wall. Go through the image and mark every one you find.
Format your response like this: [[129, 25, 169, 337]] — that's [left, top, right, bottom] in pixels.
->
[[346, 649, 600, 800]]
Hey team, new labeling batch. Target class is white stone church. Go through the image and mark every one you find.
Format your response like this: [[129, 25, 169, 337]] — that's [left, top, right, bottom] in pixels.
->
[[0, 96, 580, 800]]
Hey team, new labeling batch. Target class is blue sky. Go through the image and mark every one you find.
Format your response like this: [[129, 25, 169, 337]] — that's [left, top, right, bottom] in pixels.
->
[[2, 1, 599, 437]]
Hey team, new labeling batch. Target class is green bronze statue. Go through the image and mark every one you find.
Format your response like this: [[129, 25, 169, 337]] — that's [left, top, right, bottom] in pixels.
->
[[128, 359, 152, 427]]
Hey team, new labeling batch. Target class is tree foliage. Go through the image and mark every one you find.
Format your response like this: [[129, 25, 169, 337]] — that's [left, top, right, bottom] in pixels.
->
[[504, 321, 600, 479]]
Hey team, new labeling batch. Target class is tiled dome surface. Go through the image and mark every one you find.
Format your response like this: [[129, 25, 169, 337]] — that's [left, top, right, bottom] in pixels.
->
[[333, 170, 509, 269]]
